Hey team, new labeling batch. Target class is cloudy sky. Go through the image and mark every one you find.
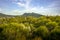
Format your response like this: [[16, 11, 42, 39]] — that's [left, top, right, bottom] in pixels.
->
[[0, 0, 60, 15]]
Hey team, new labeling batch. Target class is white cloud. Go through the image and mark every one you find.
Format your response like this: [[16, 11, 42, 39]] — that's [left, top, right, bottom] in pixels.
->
[[16, 0, 32, 9], [0, 8, 1, 11], [46, 1, 60, 15], [17, 2, 25, 7], [0, 8, 2, 12], [11, 0, 60, 16], [10, 10, 24, 15]]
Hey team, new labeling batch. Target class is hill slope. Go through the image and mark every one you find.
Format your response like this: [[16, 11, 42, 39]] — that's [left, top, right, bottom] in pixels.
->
[[21, 13, 42, 17], [0, 13, 13, 17], [0, 13, 43, 17]]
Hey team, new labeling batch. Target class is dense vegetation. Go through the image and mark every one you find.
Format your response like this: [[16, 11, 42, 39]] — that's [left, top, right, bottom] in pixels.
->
[[0, 16, 60, 40]]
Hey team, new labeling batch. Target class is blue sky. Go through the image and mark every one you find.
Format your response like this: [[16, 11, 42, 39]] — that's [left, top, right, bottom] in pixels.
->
[[0, 0, 60, 15]]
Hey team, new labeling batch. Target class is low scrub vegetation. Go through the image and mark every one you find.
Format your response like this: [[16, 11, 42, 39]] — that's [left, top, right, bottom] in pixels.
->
[[0, 16, 60, 40]]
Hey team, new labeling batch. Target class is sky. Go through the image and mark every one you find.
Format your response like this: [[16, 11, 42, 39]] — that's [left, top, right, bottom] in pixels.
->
[[0, 0, 60, 15]]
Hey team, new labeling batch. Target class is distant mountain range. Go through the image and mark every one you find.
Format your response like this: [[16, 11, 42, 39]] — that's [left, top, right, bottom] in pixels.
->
[[0, 13, 14, 17], [0, 13, 42, 17]]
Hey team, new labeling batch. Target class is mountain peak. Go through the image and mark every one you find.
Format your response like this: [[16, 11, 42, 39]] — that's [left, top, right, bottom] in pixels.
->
[[22, 12, 42, 17]]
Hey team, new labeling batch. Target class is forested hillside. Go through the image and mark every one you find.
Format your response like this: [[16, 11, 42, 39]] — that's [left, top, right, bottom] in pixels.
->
[[0, 16, 60, 40]]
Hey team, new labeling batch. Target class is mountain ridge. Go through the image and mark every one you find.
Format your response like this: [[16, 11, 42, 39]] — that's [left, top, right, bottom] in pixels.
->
[[0, 13, 42, 17], [21, 12, 42, 17]]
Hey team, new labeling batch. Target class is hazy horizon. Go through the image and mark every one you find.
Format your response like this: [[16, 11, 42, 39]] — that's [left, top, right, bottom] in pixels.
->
[[0, 0, 60, 15]]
